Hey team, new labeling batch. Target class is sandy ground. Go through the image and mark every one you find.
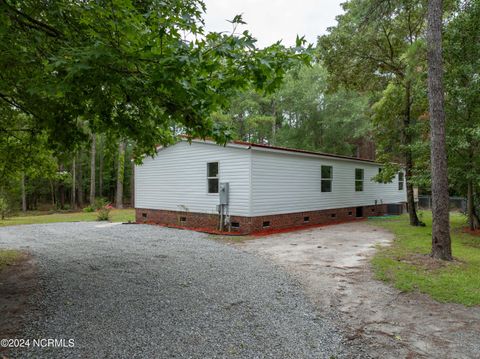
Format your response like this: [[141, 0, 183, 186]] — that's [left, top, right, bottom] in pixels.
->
[[0, 254, 38, 357], [234, 221, 480, 359]]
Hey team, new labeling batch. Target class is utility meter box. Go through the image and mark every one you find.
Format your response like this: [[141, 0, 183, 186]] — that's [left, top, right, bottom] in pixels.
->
[[219, 182, 229, 205]]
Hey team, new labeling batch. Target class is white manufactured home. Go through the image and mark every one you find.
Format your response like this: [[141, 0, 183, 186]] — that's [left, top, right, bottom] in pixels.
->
[[135, 139, 406, 233]]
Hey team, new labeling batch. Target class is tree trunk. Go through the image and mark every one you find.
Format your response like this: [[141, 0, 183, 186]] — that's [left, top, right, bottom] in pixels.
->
[[21, 172, 27, 213], [58, 164, 65, 209], [403, 82, 422, 226], [271, 100, 277, 145], [405, 153, 421, 226], [131, 159, 135, 208], [71, 155, 77, 210], [115, 141, 126, 209], [50, 180, 55, 208], [466, 176, 480, 231], [466, 149, 479, 230], [59, 187, 65, 209], [90, 134, 96, 205], [238, 114, 246, 140], [99, 137, 103, 198], [467, 180, 473, 230], [77, 156, 84, 208], [0, 188, 4, 220], [427, 0, 452, 260]]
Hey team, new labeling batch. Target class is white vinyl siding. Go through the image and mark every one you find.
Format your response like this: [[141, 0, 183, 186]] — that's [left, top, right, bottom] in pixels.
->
[[135, 140, 407, 217], [250, 150, 406, 216], [135, 141, 250, 216]]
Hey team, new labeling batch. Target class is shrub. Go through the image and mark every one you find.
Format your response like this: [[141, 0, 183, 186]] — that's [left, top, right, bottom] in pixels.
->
[[94, 197, 108, 210], [97, 204, 113, 221], [83, 205, 95, 213]]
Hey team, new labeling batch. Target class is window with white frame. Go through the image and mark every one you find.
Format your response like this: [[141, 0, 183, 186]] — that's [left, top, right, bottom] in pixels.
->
[[321, 165, 333, 192], [207, 162, 219, 193], [355, 168, 364, 192], [398, 172, 404, 190]]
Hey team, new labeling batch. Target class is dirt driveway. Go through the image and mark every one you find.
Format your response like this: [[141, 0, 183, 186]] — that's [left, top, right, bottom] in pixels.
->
[[235, 221, 480, 359]]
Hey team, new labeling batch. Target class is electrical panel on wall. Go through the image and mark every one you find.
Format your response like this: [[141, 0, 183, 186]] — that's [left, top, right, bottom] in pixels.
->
[[219, 182, 229, 205]]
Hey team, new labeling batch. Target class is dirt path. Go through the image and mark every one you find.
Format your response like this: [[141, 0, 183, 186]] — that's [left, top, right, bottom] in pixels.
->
[[234, 222, 480, 359], [0, 253, 38, 357]]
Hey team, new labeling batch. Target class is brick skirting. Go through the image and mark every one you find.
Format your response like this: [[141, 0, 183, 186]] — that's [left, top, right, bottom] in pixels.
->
[[136, 204, 391, 235]]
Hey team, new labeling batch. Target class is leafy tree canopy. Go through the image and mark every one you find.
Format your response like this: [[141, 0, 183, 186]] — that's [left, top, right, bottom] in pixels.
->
[[318, 0, 427, 92], [274, 63, 370, 155], [212, 63, 371, 156], [0, 0, 310, 162], [444, 0, 480, 193], [318, 0, 430, 226]]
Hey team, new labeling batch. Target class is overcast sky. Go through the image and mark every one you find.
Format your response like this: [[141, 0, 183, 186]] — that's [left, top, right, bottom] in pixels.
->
[[202, 0, 345, 48]]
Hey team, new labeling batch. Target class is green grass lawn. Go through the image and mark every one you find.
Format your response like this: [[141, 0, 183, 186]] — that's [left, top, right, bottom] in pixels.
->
[[0, 249, 21, 272], [370, 211, 480, 306], [0, 209, 135, 227]]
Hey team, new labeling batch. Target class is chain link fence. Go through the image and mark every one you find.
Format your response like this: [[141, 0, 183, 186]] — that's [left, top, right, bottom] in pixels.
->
[[418, 195, 466, 213]]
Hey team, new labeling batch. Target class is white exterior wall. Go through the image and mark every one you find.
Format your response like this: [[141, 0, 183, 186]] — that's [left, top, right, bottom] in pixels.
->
[[135, 141, 251, 216], [135, 141, 406, 217], [250, 149, 406, 216]]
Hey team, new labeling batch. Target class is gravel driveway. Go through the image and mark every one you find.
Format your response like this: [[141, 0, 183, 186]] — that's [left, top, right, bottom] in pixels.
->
[[0, 222, 349, 358]]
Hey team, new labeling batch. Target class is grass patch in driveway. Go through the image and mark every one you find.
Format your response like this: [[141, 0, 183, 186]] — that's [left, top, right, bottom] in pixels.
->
[[208, 234, 256, 244], [0, 250, 21, 272], [370, 211, 480, 306], [0, 209, 134, 227]]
